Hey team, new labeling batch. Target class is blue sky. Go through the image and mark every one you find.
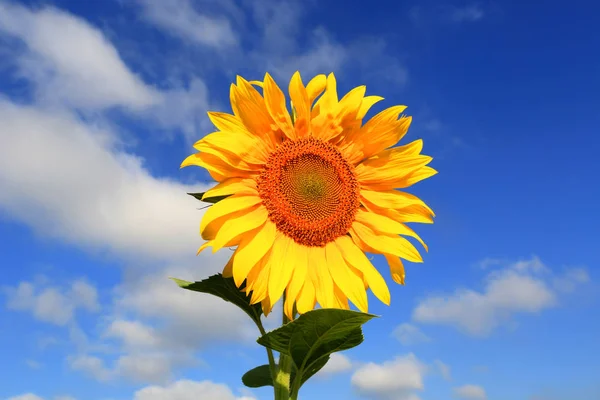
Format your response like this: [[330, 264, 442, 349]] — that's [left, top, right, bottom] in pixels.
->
[[0, 0, 599, 399]]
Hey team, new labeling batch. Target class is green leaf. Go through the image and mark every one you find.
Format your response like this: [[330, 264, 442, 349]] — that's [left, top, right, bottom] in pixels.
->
[[290, 355, 330, 387], [170, 274, 262, 326], [257, 309, 376, 390], [187, 192, 231, 204], [242, 364, 273, 388]]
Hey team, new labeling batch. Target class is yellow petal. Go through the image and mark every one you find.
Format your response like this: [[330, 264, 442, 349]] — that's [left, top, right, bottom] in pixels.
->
[[250, 258, 271, 304], [296, 280, 317, 314], [263, 73, 295, 140], [321, 73, 338, 111], [338, 85, 366, 124], [335, 235, 390, 305], [361, 189, 434, 216], [223, 254, 234, 278], [261, 295, 273, 316], [308, 246, 335, 308], [244, 249, 267, 294], [211, 205, 268, 252], [230, 80, 276, 144], [325, 241, 368, 312], [350, 107, 411, 161], [332, 283, 349, 309], [393, 139, 424, 156], [357, 96, 384, 119], [350, 221, 423, 263], [398, 166, 438, 189], [288, 71, 311, 138], [207, 112, 249, 134], [180, 152, 256, 182], [306, 74, 327, 105], [361, 197, 434, 225], [232, 219, 277, 287], [267, 233, 297, 306], [201, 178, 257, 200], [354, 209, 428, 251], [356, 151, 433, 190], [284, 244, 308, 320], [196, 241, 211, 255], [384, 254, 405, 285], [194, 131, 269, 165], [200, 194, 262, 239], [202, 208, 244, 242]]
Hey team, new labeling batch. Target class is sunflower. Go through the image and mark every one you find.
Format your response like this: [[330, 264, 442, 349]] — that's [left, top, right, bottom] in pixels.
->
[[182, 72, 436, 320]]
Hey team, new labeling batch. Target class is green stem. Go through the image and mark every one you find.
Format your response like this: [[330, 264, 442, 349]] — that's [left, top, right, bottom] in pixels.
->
[[274, 295, 292, 400], [289, 371, 301, 400], [256, 322, 277, 389]]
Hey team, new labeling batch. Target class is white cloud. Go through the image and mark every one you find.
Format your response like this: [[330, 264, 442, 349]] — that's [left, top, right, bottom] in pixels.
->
[[115, 353, 176, 383], [449, 5, 485, 22], [6, 395, 44, 400], [66, 262, 258, 384], [134, 0, 408, 86], [0, 83, 254, 384], [351, 354, 425, 400], [0, 2, 160, 110], [317, 353, 353, 377], [67, 352, 182, 385], [70, 263, 257, 384], [393, 323, 431, 346], [68, 354, 112, 382], [453, 384, 487, 400], [412, 257, 588, 336], [472, 365, 489, 373], [133, 380, 255, 400], [0, 100, 206, 262], [114, 265, 257, 347], [4, 279, 99, 326], [105, 320, 161, 349], [434, 360, 451, 381], [264, 27, 348, 82], [554, 267, 590, 293], [144, 77, 213, 142], [0, 3, 213, 140], [25, 359, 42, 369], [136, 0, 237, 47], [410, 3, 485, 26], [5, 394, 77, 400], [70, 280, 100, 312]]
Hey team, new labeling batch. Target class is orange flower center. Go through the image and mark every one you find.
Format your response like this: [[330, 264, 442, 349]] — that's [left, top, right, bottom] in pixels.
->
[[257, 137, 360, 247]]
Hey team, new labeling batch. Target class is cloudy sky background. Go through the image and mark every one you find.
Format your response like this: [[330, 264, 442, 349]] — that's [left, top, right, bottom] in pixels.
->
[[1, 0, 599, 399]]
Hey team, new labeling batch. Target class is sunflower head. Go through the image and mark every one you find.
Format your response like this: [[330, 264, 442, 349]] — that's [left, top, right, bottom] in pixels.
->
[[182, 72, 436, 320]]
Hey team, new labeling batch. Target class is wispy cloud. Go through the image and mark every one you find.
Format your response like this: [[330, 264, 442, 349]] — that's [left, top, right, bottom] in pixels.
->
[[0, 2, 215, 141], [133, 379, 256, 400], [0, 2, 160, 110], [316, 353, 353, 378], [453, 384, 487, 399], [351, 354, 426, 400], [393, 323, 432, 346], [133, 0, 409, 86], [449, 4, 485, 23], [4, 279, 99, 325], [136, 0, 238, 47], [409, 3, 486, 26], [412, 256, 589, 336], [434, 360, 452, 381]]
